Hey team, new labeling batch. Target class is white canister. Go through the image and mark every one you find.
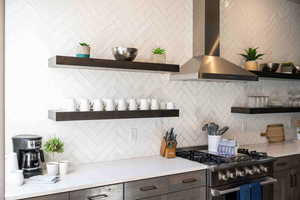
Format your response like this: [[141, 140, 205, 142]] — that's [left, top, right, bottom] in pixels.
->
[[79, 99, 91, 112], [208, 135, 222, 153], [7, 170, 24, 187], [47, 162, 59, 176], [59, 161, 71, 176], [92, 99, 104, 111], [5, 153, 19, 173]]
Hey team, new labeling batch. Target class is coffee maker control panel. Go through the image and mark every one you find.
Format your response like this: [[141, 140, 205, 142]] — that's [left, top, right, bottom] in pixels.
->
[[27, 140, 42, 149]]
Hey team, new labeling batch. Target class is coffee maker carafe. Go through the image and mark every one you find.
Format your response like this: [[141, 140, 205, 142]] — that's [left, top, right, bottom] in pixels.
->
[[12, 135, 45, 178]]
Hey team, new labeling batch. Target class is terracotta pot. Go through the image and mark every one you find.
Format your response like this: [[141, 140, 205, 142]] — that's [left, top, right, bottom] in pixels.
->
[[152, 54, 166, 64], [245, 61, 258, 71], [76, 45, 90, 58]]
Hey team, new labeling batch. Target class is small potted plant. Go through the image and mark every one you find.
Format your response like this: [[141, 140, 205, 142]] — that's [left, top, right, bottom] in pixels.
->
[[76, 42, 90, 58], [240, 47, 264, 71], [44, 137, 64, 176], [152, 47, 167, 63]]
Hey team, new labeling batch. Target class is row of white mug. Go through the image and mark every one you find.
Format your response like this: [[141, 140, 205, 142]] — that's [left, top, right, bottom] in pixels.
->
[[62, 98, 176, 112]]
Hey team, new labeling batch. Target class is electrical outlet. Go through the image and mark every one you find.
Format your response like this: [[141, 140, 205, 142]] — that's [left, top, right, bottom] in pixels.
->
[[130, 128, 138, 143]]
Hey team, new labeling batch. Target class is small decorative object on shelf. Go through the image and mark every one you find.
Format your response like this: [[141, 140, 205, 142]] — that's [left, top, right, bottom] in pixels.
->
[[160, 128, 177, 158], [281, 62, 297, 74], [240, 47, 264, 71], [43, 137, 64, 176], [152, 47, 167, 64], [112, 47, 138, 61], [76, 42, 90, 58]]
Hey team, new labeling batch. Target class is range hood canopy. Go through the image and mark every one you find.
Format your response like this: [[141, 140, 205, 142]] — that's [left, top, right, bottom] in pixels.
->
[[171, 0, 258, 81]]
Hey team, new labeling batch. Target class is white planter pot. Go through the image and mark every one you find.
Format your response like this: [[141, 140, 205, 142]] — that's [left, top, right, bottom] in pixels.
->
[[208, 135, 222, 153], [76, 45, 90, 58], [47, 162, 59, 176], [152, 54, 166, 64], [245, 61, 258, 71]]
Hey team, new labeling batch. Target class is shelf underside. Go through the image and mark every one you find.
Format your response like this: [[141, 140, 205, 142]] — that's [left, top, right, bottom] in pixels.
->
[[250, 71, 300, 80], [49, 56, 180, 73], [48, 110, 180, 121], [231, 107, 300, 114]]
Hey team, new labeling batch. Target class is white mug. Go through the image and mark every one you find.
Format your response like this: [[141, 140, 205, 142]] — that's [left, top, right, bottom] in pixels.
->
[[150, 99, 160, 110], [166, 102, 175, 110], [59, 161, 70, 176], [9, 170, 24, 187], [128, 99, 138, 111], [79, 99, 91, 112], [92, 99, 104, 111], [117, 99, 127, 111], [105, 99, 115, 111], [160, 102, 166, 110], [62, 98, 77, 112], [47, 162, 59, 176], [140, 99, 150, 110]]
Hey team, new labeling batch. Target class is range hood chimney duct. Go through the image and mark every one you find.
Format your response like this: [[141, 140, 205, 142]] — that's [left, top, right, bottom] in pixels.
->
[[171, 0, 258, 81]]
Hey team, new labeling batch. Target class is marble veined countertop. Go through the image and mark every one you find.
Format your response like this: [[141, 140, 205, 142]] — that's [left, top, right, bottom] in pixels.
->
[[5, 156, 207, 200]]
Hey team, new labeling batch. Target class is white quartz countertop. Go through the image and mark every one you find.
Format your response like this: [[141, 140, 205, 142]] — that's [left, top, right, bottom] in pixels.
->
[[242, 140, 300, 158], [5, 156, 207, 200]]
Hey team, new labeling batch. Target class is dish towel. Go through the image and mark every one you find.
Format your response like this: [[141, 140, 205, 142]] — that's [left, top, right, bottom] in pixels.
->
[[27, 175, 60, 184], [250, 182, 262, 200], [236, 183, 262, 200], [237, 184, 251, 200]]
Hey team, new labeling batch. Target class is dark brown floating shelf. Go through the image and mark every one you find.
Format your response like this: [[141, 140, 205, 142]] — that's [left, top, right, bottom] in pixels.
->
[[250, 71, 300, 80], [49, 56, 179, 73], [48, 109, 180, 121], [231, 107, 300, 114]]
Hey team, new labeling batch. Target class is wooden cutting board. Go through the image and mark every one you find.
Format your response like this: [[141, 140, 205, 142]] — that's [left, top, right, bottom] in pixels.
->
[[261, 124, 285, 143]]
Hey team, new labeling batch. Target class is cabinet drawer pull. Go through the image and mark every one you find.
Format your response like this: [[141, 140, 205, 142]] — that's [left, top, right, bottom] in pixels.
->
[[294, 174, 297, 187], [88, 194, 108, 200], [290, 174, 294, 187], [140, 185, 157, 192], [276, 162, 287, 167], [182, 178, 197, 184]]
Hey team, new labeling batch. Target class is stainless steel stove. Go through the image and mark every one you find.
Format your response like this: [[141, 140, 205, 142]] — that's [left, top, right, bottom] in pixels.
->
[[177, 147, 277, 200]]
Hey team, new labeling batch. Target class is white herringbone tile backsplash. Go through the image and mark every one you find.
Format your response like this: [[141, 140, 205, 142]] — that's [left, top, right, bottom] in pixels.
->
[[5, 0, 300, 164]]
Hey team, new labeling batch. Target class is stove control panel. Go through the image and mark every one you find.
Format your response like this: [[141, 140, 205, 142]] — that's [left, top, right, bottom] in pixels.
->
[[217, 164, 270, 182]]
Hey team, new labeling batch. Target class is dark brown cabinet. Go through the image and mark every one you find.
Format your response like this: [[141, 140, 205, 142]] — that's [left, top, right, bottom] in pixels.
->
[[273, 155, 300, 200]]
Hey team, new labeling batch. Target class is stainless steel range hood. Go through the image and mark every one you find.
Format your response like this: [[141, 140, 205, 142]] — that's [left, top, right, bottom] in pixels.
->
[[171, 0, 258, 81]]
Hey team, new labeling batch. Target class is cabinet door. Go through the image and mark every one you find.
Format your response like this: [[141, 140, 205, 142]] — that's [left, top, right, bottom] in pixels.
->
[[291, 169, 300, 200], [274, 170, 292, 200], [167, 187, 206, 200], [24, 193, 69, 200]]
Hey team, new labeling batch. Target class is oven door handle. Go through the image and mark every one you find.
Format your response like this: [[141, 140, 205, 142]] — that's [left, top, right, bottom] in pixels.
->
[[210, 177, 277, 197]]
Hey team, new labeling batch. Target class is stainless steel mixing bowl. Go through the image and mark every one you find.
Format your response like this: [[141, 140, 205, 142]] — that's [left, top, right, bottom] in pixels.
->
[[112, 47, 138, 61]]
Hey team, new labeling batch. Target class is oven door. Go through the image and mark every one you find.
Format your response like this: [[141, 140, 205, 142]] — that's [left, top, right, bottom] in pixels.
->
[[209, 177, 277, 200]]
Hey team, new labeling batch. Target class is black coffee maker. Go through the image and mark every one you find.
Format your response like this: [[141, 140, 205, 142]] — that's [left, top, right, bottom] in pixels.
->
[[12, 135, 45, 178]]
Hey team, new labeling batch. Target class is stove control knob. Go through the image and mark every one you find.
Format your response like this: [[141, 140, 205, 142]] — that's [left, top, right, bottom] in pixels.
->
[[218, 172, 228, 181], [236, 169, 246, 177], [226, 170, 235, 179], [259, 165, 268, 173], [253, 166, 261, 174], [245, 167, 254, 175]]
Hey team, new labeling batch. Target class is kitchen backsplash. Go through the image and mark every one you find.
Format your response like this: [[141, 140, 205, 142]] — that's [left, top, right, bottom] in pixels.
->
[[5, 0, 300, 164]]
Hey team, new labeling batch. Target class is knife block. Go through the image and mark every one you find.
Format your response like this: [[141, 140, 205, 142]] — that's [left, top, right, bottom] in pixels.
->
[[160, 139, 176, 158]]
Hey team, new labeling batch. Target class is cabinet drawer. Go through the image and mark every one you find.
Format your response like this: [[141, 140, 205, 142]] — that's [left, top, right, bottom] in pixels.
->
[[24, 193, 69, 200], [168, 171, 206, 192], [167, 187, 206, 200], [70, 184, 123, 200], [125, 177, 168, 200], [274, 156, 294, 172]]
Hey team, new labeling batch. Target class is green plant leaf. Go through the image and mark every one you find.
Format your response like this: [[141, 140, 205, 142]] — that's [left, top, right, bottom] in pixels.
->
[[152, 48, 166, 55], [43, 137, 64, 154], [79, 42, 89, 47], [240, 47, 264, 61]]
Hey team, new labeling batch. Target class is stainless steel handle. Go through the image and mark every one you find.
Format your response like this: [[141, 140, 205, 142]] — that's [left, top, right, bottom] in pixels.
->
[[87, 194, 108, 200], [210, 177, 277, 197], [182, 178, 197, 184], [140, 185, 157, 192]]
